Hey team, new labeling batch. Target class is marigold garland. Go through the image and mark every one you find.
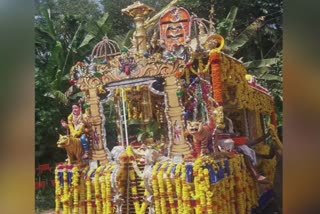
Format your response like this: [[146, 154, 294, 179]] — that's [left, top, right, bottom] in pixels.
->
[[100, 168, 107, 214], [105, 165, 114, 214], [126, 146, 141, 214], [80, 166, 88, 214], [174, 163, 183, 213], [166, 163, 176, 214], [181, 163, 191, 214], [209, 51, 223, 104], [72, 166, 80, 214], [152, 162, 161, 214], [54, 153, 262, 214], [60, 167, 71, 214], [55, 167, 62, 214], [219, 54, 273, 113], [94, 166, 103, 214], [86, 169, 94, 214], [158, 162, 168, 214]]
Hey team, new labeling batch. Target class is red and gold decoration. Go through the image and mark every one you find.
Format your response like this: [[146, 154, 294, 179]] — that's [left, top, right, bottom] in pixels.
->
[[51, 1, 282, 214]]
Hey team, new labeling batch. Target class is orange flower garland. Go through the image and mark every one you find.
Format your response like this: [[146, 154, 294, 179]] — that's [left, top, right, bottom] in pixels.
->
[[210, 51, 223, 104]]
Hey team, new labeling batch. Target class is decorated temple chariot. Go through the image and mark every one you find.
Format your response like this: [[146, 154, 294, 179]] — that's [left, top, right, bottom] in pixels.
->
[[54, 1, 282, 213]]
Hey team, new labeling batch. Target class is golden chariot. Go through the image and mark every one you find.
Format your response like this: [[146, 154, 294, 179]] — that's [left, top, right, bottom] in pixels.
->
[[54, 1, 282, 214]]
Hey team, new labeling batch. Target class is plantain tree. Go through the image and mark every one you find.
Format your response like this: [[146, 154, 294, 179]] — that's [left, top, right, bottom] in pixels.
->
[[35, 1, 111, 165]]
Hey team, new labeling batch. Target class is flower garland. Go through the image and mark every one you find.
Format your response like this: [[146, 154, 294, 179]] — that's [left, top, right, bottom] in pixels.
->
[[242, 157, 258, 212], [158, 162, 168, 214], [126, 146, 141, 214], [181, 163, 191, 214], [72, 166, 80, 214], [209, 51, 223, 104], [192, 159, 201, 214], [219, 54, 273, 113], [221, 160, 232, 214], [219, 161, 227, 214], [125, 146, 150, 214], [80, 166, 88, 214], [53, 155, 261, 214], [174, 163, 183, 214], [233, 155, 246, 214], [227, 157, 236, 214], [198, 167, 207, 213], [86, 169, 95, 214], [94, 166, 103, 214], [105, 165, 114, 214], [61, 167, 70, 214], [166, 163, 176, 214], [203, 168, 213, 214], [152, 162, 161, 214], [55, 167, 62, 214], [139, 189, 149, 214], [100, 167, 107, 214]]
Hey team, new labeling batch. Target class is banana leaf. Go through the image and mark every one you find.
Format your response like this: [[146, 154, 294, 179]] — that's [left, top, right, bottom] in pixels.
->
[[114, 29, 134, 49], [244, 58, 278, 69], [44, 90, 68, 105], [78, 34, 95, 49], [217, 6, 238, 39], [258, 74, 282, 82], [228, 16, 265, 55]]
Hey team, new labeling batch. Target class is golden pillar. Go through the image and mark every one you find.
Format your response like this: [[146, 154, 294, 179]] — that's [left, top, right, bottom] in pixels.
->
[[122, 1, 154, 55], [86, 88, 108, 164], [164, 75, 191, 156]]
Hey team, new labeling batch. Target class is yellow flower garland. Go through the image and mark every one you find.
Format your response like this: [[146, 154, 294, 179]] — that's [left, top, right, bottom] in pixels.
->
[[86, 169, 94, 214], [181, 163, 191, 214], [94, 166, 103, 214], [166, 163, 176, 214], [61, 167, 70, 214], [105, 165, 114, 214], [192, 159, 201, 214], [219, 54, 273, 114], [174, 163, 183, 214], [72, 166, 79, 214], [126, 146, 141, 214], [54, 154, 262, 214], [152, 162, 161, 214], [158, 162, 168, 214], [55, 167, 62, 214], [80, 166, 88, 214], [100, 167, 107, 214]]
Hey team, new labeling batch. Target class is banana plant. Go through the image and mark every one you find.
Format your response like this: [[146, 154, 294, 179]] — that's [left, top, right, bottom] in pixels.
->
[[216, 6, 282, 121], [35, 7, 110, 104]]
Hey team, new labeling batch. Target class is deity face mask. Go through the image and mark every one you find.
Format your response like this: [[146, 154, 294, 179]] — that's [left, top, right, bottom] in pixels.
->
[[160, 7, 191, 51]]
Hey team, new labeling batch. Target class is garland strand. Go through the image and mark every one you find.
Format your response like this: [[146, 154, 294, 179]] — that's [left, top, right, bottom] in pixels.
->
[[55, 167, 62, 213]]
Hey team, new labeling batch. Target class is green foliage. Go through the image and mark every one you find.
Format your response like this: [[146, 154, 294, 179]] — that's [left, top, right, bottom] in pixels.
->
[[35, 0, 111, 166], [216, 6, 238, 37], [35, 186, 56, 212]]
